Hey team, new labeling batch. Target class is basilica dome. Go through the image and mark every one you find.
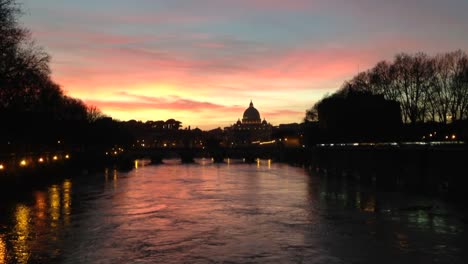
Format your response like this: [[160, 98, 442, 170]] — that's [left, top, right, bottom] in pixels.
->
[[242, 101, 261, 123]]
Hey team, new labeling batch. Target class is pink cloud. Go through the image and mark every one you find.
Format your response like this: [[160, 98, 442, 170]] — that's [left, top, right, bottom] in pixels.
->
[[34, 30, 147, 46], [263, 109, 305, 119], [247, 0, 313, 10], [50, 33, 427, 103], [85, 94, 245, 113], [39, 26, 428, 94], [114, 13, 214, 25]]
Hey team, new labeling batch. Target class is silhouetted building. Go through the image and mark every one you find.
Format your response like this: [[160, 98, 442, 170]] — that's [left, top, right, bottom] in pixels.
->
[[317, 91, 401, 141], [272, 123, 304, 147], [225, 101, 273, 145]]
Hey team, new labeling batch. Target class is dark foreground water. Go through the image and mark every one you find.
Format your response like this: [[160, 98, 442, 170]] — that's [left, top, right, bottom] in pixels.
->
[[0, 159, 467, 263]]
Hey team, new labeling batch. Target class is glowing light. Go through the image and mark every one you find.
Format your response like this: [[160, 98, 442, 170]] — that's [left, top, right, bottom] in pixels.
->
[[0, 164, 4, 170], [65, 154, 70, 159], [259, 140, 276, 145], [134, 160, 138, 169], [20, 160, 27, 166], [53, 156, 58, 161], [38, 157, 44, 163], [57, 140, 61, 144], [451, 134, 456, 140], [114, 151, 118, 155]]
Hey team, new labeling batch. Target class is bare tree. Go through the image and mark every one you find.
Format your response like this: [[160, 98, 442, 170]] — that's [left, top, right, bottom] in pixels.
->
[[370, 61, 400, 101], [432, 52, 455, 123], [450, 50, 468, 121], [0, 0, 51, 110], [309, 50, 468, 125], [429, 50, 468, 123], [87, 105, 107, 122], [304, 104, 318, 122]]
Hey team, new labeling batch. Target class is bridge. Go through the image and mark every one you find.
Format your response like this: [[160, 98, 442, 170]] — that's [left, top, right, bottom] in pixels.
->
[[2, 141, 466, 199], [123, 145, 305, 164]]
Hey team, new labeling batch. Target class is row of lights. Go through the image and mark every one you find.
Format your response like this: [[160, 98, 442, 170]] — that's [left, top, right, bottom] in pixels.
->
[[422, 132, 457, 140], [0, 154, 69, 171], [106, 147, 125, 156]]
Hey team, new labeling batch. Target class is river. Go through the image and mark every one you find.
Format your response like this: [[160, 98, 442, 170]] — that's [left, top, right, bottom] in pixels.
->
[[0, 159, 467, 263]]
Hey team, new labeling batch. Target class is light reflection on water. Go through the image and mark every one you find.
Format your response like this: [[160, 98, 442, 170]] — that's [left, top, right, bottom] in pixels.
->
[[13, 205, 30, 264], [0, 178, 73, 263], [0, 161, 467, 263], [0, 235, 6, 264]]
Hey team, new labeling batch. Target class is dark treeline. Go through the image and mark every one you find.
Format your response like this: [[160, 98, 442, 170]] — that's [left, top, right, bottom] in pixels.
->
[[305, 51, 468, 143], [1, 0, 69, 113], [0, 0, 131, 153]]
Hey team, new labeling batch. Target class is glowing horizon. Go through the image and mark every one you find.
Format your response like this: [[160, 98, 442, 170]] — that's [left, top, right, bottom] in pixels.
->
[[20, 0, 468, 129]]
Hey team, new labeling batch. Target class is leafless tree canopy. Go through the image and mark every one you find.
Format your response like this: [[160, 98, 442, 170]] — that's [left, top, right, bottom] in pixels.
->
[[310, 51, 468, 124], [0, 0, 100, 121]]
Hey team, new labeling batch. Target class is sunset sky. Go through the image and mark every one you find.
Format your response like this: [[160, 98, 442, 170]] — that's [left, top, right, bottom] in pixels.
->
[[20, 0, 468, 129]]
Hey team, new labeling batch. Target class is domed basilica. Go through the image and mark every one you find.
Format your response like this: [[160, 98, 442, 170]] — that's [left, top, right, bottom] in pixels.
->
[[225, 101, 273, 144]]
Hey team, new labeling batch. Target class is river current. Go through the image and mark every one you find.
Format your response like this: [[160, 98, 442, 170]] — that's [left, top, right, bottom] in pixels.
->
[[0, 159, 467, 263]]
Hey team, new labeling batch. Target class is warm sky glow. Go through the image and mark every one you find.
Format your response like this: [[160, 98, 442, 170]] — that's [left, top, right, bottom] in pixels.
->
[[20, 0, 468, 129]]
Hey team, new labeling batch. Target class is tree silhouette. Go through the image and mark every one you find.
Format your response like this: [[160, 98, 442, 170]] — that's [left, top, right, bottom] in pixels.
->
[[0, 0, 51, 110], [0, 0, 124, 152], [326, 51, 468, 124], [87, 105, 107, 122]]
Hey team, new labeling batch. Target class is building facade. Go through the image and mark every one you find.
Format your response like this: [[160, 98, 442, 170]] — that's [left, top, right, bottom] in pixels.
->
[[225, 101, 273, 145]]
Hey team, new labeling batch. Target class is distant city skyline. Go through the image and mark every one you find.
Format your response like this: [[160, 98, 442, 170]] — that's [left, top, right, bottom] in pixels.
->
[[20, 0, 468, 129]]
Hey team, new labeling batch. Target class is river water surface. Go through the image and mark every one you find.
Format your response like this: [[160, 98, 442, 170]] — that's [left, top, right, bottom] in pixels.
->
[[0, 160, 467, 263]]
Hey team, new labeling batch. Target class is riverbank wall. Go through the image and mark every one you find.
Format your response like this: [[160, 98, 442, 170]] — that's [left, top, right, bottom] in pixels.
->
[[303, 144, 468, 199]]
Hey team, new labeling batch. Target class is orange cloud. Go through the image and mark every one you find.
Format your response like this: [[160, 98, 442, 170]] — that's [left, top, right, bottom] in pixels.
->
[[85, 94, 245, 113]]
